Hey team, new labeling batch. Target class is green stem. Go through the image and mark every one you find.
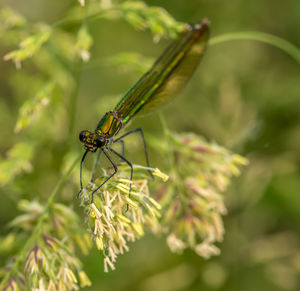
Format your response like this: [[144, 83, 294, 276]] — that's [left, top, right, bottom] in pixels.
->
[[158, 112, 180, 174], [158, 112, 174, 169], [52, 7, 120, 28], [158, 112, 187, 203], [0, 155, 80, 290], [210, 31, 300, 64], [158, 111, 169, 136]]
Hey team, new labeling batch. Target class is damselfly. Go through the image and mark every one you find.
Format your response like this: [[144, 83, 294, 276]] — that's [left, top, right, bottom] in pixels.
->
[[78, 19, 210, 202]]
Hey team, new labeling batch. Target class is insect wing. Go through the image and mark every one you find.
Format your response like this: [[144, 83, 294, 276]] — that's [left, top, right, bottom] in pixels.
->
[[114, 19, 210, 123]]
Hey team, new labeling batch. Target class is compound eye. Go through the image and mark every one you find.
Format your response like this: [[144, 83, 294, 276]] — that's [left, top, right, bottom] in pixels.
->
[[79, 130, 88, 142]]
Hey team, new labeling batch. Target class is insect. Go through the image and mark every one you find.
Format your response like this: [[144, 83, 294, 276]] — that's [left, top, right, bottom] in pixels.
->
[[78, 19, 210, 202]]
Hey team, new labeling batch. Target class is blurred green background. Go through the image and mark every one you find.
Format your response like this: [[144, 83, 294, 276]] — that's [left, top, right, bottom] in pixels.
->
[[1, 0, 300, 290]]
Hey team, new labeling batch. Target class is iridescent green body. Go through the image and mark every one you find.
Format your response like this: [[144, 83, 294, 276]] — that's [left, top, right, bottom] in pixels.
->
[[79, 19, 209, 151], [96, 111, 122, 137]]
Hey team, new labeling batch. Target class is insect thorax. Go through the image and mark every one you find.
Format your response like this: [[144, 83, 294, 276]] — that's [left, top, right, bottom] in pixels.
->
[[96, 111, 123, 138]]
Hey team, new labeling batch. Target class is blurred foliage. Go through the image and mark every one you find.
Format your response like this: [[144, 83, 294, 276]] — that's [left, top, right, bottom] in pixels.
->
[[0, 0, 299, 291]]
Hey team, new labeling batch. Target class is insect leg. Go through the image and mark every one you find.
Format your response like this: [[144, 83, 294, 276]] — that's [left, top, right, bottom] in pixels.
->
[[90, 149, 118, 204], [119, 139, 125, 156], [77, 150, 89, 199], [113, 128, 151, 176], [91, 149, 102, 183], [110, 138, 125, 156]]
